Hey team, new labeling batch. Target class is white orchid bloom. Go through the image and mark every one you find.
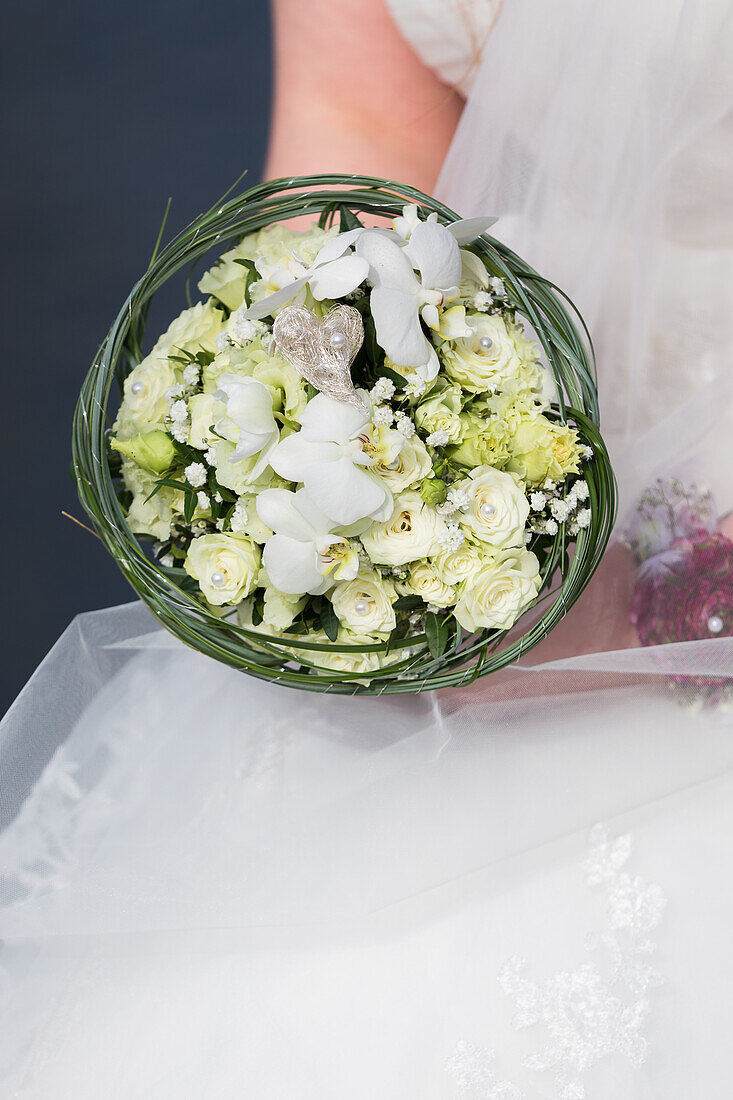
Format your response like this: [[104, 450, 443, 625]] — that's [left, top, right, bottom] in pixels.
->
[[243, 228, 369, 321], [269, 392, 400, 526], [213, 374, 279, 476], [257, 487, 364, 596], [355, 214, 497, 381]]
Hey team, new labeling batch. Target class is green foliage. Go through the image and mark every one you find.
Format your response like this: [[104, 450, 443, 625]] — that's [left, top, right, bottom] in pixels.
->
[[72, 174, 616, 696]]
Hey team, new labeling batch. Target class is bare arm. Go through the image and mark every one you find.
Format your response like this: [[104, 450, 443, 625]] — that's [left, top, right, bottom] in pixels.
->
[[265, 0, 464, 194]]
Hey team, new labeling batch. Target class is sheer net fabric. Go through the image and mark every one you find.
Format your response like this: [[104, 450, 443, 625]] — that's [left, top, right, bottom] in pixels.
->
[[1, 0, 733, 1095]]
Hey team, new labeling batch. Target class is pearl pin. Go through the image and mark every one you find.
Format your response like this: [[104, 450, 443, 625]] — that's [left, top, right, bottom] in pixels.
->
[[329, 331, 347, 350], [130, 381, 144, 395], [480, 502, 497, 519], [707, 614, 724, 635], [354, 599, 369, 615], [210, 571, 226, 587], [479, 336, 493, 350]]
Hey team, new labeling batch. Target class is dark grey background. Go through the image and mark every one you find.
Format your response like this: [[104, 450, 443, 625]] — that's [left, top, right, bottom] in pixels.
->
[[2, 0, 272, 712]]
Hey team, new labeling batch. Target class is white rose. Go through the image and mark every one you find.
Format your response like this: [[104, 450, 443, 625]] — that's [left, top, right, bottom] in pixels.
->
[[403, 561, 456, 608], [372, 435, 432, 493], [123, 462, 183, 540], [117, 302, 223, 434], [454, 547, 541, 633], [151, 301, 223, 360], [457, 466, 529, 549], [433, 541, 484, 586], [361, 491, 443, 567], [120, 356, 177, 431], [127, 490, 178, 541], [295, 631, 386, 681], [414, 386, 464, 444], [442, 313, 529, 394], [330, 570, 397, 634], [184, 533, 260, 606]]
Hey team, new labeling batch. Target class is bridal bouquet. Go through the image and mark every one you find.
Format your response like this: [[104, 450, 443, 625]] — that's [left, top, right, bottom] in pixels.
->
[[75, 176, 614, 692]]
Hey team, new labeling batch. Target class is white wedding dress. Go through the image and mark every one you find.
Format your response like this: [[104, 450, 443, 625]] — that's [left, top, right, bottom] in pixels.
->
[[2, 2, 732, 1097]]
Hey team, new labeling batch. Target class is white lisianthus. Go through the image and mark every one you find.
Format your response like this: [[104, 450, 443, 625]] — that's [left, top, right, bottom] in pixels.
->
[[330, 570, 397, 634], [210, 442, 267, 496], [262, 585, 306, 631], [203, 339, 308, 424], [188, 392, 224, 450], [184, 533, 261, 606], [229, 493, 272, 543], [456, 466, 529, 549], [213, 374, 280, 474], [433, 541, 485, 586], [402, 561, 456, 608], [454, 547, 541, 632], [371, 433, 432, 493], [361, 491, 443, 567], [442, 313, 538, 395]]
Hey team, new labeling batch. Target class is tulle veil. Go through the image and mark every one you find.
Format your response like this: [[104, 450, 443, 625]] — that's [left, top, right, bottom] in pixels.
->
[[1, 0, 732, 1094]]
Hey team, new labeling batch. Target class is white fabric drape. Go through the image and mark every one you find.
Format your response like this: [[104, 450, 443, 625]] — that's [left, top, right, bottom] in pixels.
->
[[1, 1, 732, 1095]]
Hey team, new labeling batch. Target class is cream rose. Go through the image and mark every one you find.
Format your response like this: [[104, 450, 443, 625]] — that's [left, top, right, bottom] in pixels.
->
[[299, 631, 386, 681], [414, 386, 464, 444], [371, 435, 432, 493], [184, 533, 260, 606], [330, 570, 397, 634], [454, 548, 541, 632], [507, 416, 581, 486], [361, 491, 443, 567], [457, 466, 529, 549], [442, 314, 529, 394], [152, 301, 223, 360], [198, 238, 258, 311], [403, 561, 456, 608], [433, 541, 484, 586]]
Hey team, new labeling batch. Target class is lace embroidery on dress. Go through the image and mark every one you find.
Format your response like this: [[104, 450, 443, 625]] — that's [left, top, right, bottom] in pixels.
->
[[446, 824, 666, 1099]]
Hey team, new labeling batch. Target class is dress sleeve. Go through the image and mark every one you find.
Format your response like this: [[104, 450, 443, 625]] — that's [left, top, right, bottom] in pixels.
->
[[383, 0, 503, 97]]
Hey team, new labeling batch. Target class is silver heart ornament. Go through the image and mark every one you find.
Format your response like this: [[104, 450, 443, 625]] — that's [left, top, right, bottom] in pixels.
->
[[272, 304, 367, 412]]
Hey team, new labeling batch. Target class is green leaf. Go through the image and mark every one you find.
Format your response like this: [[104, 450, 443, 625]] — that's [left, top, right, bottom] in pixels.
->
[[425, 612, 449, 659], [144, 476, 188, 504], [183, 489, 196, 524], [393, 595, 423, 612], [319, 599, 340, 642], [251, 597, 264, 627], [339, 205, 363, 232]]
